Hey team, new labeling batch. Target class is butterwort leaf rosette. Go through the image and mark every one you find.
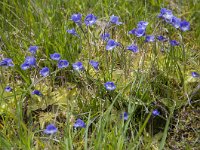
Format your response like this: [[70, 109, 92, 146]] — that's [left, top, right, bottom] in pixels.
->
[[5, 86, 12, 92], [29, 46, 38, 54], [145, 35, 155, 42], [32, 90, 42, 96], [126, 44, 139, 53], [71, 13, 82, 24], [191, 72, 200, 78], [73, 119, 86, 128], [58, 60, 69, 69], [84, 14, 97, 26], [0, 58, 14, 67], [104, 81, 116, 91], [40, 67, 50, 77], [110, 15, 122, 25], [50, 53, 61, 61], [89, 60, 99, 70], [180, 20, 190, 32], [106, 39, 119, 50], [44, 124, 58, 134], [72, 62, 84, 71]]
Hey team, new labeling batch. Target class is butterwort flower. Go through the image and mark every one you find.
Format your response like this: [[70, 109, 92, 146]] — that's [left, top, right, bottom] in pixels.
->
[[110, 15, 122, 25], [21, 56, 36, 70], [67, 28, 78, 36], [58, 60, 69, 68], [0, 58, 14, 67], [191, 72, 200, 78], [145, 35, 155, 42], [152, 109, 160, 116], [180, 20, 190, 32], [126, 44, 139, 53], [171, 16, 181, 29], [120, 112, 128, 121], [137, 21, 148, 29], [89, 60, 99, 70], [106, 39, 119, 50], [71, 13, 82, 24], [101, 33, 110, 41], [44, 124, 58, 134], [20, 63, 30, 70], [72, 62, 84, 71], [104, 81, 116, 91], [158, 8, 173, 21], [5, 86, 12, 92], [29, 46, 38, 54], [134, 28, 146, 37], [157, 35, 167, 42], [170, 40, 179, 46], [40, 67, 50, 77], [32, 90, 42, 96], [84, 14, 97, 26], [50, 53, 61, 61], [73, 119, 86, 128]]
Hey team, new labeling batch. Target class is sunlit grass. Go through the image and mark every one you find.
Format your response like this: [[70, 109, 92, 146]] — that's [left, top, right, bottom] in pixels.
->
[[0, 0, 200, 149]]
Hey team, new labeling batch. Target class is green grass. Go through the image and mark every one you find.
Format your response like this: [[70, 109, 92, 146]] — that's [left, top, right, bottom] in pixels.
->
[[0, 0, 200, 149]]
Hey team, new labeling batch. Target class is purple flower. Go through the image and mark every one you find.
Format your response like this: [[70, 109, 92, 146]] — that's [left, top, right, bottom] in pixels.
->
[[126, 44, 139, 53], [50, 53, 61, 61], [20, 63, 30, 70], [71, 13, 82, 24], [152, 109, 160, 116], [44, 124, 58, 134], [89, 60, 99, 70], [67, 28, 78, 36], [20, 56, 36, 70], [73, 119, 86, 128], [0, 58, 14, 67], [180, 20, 190, 32], [157, 35, 167, 42], [84, 14, 97, 26], [104, 81, 116, 91], [134, 28, 146, 37], [171, 16, 181, 29], [137, 21, 148, 29], [58, 60, 69, 69], [25, 56, 36, 66], [170, 40, 179, 46], [72, 62, 84, 71], [101, 33, 110, 41], [29, 46, 38, 54], [191, 72, 199, 78], [145, 35, 155, 42], [40, 67, 50, 77], [106, 39, 119, 50], [32, 90, 42, 96], [158, 8, 173, 21], [128, 29, 136, 34], [5, 86, 12, 92], [120, 112, 128, 121], [110, 15, 122, 25]]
